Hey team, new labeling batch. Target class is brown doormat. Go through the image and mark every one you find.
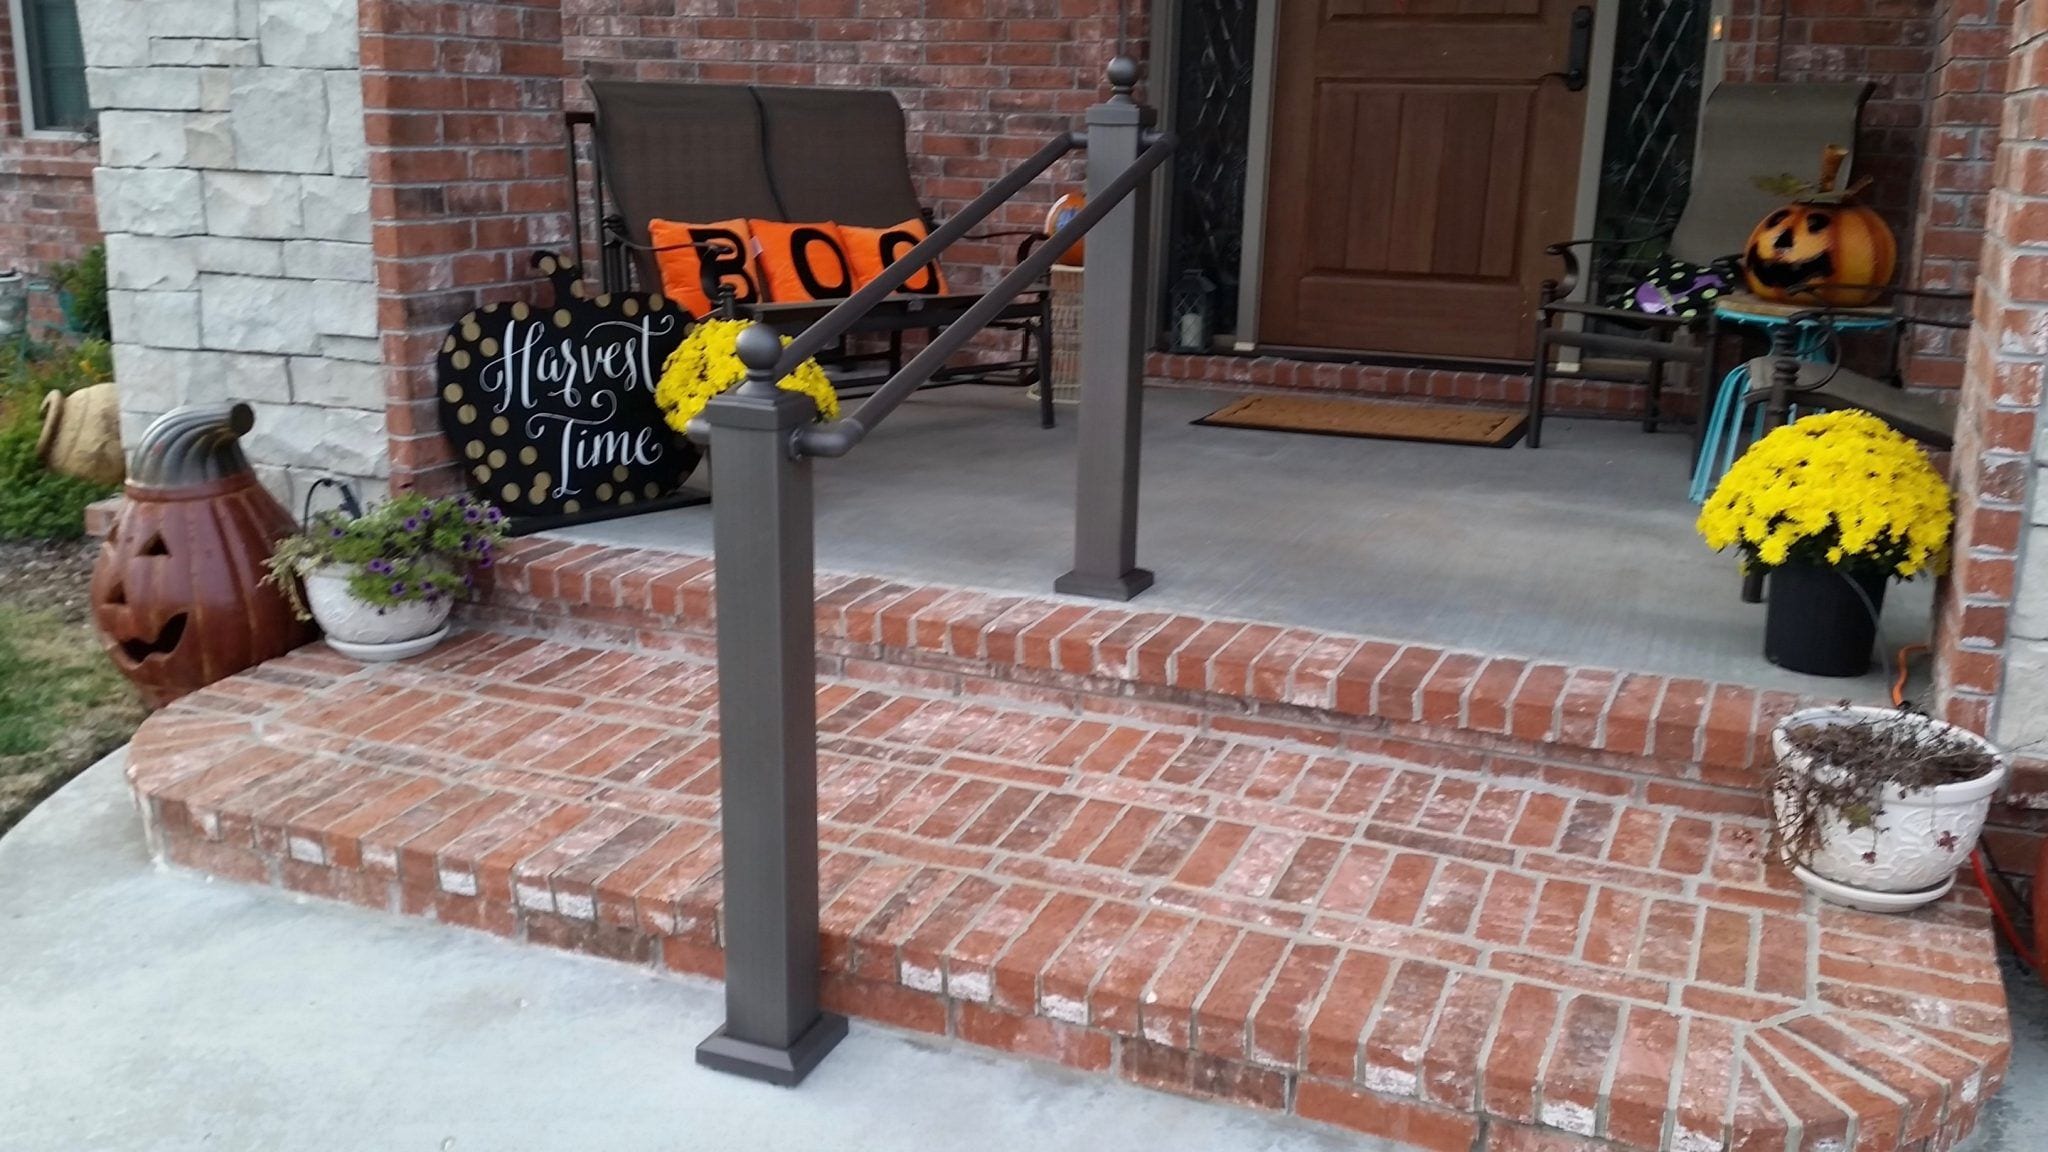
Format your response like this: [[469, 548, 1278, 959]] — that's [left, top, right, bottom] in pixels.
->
[[1193, 394, 1527, 448]]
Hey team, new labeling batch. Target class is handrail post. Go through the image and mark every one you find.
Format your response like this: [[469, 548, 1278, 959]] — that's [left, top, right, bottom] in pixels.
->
[[1056, 56, 1157, 601], [694, 322, 848, 1085]]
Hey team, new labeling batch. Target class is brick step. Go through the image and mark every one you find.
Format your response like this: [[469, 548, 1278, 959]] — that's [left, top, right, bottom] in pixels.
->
[[481, 537, 1822, 821], [127, 628, 2009, 1152]]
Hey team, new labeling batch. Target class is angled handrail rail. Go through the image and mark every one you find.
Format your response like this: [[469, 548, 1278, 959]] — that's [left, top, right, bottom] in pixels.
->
[[775, 131, 1080, 372], [796, 130, 1174, 458]]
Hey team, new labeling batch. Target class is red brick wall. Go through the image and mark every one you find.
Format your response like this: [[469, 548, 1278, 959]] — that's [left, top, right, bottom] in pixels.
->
[[1934, 0, 2041, 738], [0, 0, 100, 330], [360, 0, 575, 495], [1719, 0, 1936, 250], [1904, 0, 2015, 389]]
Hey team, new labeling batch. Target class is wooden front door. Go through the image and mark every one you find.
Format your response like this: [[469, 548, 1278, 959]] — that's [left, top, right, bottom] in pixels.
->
[[1258, 0, 1591, 360]]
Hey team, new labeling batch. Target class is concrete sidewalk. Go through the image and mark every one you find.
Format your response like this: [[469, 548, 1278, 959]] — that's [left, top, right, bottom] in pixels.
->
[[2, 752, 2040, 1151], [0, 753, 1358, 1152]]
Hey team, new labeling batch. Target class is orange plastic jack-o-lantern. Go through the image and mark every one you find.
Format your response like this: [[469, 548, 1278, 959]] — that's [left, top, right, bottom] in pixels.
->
[[1742, 145, 1897, 307], [90, 404, 313, 709]]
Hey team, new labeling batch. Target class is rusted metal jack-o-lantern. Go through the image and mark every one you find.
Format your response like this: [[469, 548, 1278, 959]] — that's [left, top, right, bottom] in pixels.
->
[[1742, 145, 1897, 308], [90, 403, 313, 708]]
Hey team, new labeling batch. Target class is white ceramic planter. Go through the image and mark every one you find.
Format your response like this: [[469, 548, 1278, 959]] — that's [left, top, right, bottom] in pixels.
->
[[1771, 705, 2005, 908], [302, 564, 454, 661]]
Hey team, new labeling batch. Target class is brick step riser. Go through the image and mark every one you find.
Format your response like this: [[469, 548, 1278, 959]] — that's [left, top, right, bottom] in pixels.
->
[[478, 539, 1799, 816], [137, 804, 1994, 1152], [139, 811, 1642, 1152], [478, 538, 2048, 884], [471, 597, 1775, 828]]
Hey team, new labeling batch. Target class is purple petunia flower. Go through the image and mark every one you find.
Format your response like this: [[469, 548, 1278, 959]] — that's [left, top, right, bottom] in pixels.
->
[[463, 506, 482, 524], [476, 555, 493, 570], [390, 581, 407, 596], [367, 558, 393, 575], [328, 526, 346, 539], [484, 507, 503, 524], [402, 516, 421, 532]]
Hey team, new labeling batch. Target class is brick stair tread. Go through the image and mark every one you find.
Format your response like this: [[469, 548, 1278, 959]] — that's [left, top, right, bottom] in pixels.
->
[[481, 537, 1832, 788], [126, 630, 2010, 1152]]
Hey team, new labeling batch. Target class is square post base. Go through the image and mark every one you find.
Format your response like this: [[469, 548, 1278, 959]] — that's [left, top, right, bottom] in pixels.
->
[[695, 1012, 850, 1087], [1053, 567, 1154, 602]]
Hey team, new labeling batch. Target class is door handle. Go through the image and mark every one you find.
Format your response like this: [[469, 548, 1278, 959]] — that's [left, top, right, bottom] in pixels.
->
[[1561, 5, 1593, 92]]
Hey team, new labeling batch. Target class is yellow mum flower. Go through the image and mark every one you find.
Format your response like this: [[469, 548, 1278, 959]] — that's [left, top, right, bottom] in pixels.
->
[[1696, 410, 1951, 580], [654, 318, 841, 433]]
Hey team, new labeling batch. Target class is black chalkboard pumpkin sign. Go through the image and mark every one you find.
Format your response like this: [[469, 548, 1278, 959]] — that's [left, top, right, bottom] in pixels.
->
[[436, 252, 703, 532]]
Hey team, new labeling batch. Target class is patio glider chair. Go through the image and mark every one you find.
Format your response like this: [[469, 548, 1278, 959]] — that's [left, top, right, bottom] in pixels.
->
[[567, 80, 1056, 427], [1526, 80, 1874, 448]]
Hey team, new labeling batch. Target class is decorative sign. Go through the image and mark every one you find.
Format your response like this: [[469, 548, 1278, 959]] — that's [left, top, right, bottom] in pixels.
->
[[436, 252, 702, 530]]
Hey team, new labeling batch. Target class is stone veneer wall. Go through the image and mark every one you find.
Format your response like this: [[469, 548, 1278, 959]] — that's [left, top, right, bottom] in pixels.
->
[[81, 0, 385, 507]]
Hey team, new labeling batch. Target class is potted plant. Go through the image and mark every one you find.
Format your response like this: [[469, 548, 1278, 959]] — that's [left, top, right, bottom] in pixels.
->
[[46, 245, 110, 341], [1769, 705, 2005, 912], [653, 316, 840, 445], [1698, 409, 1952, 677], [266, 492, 506, 661]]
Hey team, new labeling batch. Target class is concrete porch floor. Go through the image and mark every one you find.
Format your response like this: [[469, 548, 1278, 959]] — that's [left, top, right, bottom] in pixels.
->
[[558, 385, 1928, 698]]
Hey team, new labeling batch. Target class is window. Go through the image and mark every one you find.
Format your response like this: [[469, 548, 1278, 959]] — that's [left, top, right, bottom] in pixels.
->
[[13, 0, 90, 133]]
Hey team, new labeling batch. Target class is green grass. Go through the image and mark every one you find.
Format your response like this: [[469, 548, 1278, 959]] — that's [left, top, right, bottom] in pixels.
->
[[0, 606, 143, 834]]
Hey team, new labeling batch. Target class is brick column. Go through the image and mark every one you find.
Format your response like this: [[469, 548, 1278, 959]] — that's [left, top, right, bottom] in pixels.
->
[[1940, 1, 2048, 745], [360, 0, 572, 495], [1904, 0, 2016, 389]]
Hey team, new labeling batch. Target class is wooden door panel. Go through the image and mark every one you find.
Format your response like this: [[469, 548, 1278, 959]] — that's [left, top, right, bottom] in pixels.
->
[[1260, 0, 1587, 358]]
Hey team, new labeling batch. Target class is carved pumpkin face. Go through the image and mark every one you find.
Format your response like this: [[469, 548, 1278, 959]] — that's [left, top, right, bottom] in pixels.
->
[[91, 474, 311, 710], [1742, 200, 1897, 307]]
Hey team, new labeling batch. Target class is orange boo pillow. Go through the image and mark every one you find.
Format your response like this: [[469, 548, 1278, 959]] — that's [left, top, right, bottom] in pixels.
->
[[841, 218, 949, 295], [648, 217, 763, 317], [749, 219, 859, 302]]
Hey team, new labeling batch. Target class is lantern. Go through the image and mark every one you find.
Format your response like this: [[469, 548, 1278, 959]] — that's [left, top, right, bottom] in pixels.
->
[[1044, 193, 1086, 266], [90, 403, 313, 708], [1169, 270, 1216, 353]]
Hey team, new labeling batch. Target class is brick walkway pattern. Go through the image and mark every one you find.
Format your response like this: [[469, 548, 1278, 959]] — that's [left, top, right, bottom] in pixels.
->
[[127, 628, 2009, 1152]]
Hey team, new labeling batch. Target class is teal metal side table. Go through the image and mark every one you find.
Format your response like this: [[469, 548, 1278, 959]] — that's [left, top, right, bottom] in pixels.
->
[[1687, 294, 1894, 502]]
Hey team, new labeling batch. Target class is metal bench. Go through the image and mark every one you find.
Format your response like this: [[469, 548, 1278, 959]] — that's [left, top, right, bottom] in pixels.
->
[[566, 81, 1054, 427]]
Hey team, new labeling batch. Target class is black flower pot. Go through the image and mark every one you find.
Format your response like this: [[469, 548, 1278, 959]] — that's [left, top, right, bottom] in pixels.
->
[[1763, 562, 1888, 678]]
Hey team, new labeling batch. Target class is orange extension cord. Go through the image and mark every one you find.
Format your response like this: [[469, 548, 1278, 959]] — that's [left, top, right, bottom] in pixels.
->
[[1892, 643, 2039, 970]]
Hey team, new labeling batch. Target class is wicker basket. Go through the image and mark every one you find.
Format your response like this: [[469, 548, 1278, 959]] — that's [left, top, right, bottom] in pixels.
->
[[1047, 264, 1084, 406]]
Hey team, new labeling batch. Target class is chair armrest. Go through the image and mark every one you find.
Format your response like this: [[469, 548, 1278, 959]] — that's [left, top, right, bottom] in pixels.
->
[[1540, 233, 1668, 302], [1543, 233, 1665, 254], [1540, 300, 1691, 328]]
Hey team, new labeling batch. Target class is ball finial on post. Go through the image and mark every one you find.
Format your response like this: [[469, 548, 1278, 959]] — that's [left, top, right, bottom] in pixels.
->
[[1106, 56, 1139, 99], [734, 321, 784, 384]]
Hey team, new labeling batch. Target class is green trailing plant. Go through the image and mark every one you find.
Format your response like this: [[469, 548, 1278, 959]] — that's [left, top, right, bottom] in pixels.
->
[[265, 492, 507, 620], [47, 246, 109, 341], [0, 340, 117, 540]]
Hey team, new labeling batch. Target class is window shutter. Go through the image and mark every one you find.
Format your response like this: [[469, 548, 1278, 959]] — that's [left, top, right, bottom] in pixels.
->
[[23, 0, 90, 131]]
